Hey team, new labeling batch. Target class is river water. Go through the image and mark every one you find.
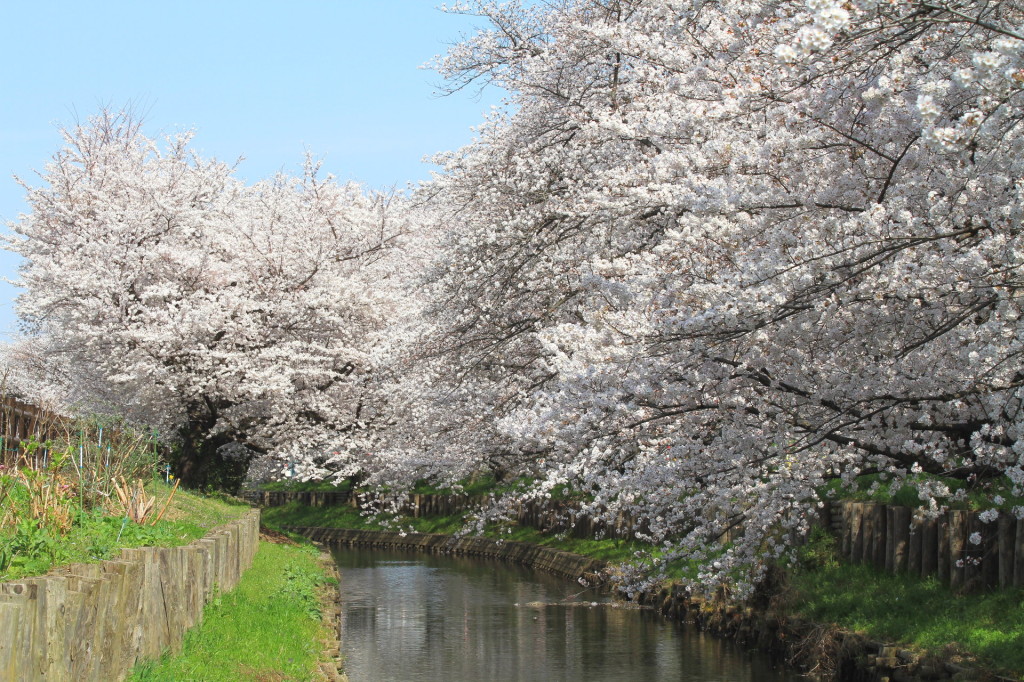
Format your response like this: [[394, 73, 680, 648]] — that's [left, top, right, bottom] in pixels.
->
[[331, 547, 799, 682]]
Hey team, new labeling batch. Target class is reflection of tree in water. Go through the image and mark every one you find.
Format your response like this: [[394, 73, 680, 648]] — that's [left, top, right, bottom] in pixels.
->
[[332, 547, 795, 681]]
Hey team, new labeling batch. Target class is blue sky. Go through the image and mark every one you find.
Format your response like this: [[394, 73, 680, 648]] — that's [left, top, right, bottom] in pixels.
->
[[0, 1, 504, 338]]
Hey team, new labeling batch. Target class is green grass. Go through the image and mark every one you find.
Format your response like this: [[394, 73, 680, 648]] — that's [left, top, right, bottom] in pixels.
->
[[0, 480, 248, 582], [789, 563, 1024, 676], [156, 481, 249, 529], [818, 472, 1024, 511], [127, 537, 335, 682], [261, 502, 390, 531], [261, 503, 677, 573], [786, 528, 1024, 677]]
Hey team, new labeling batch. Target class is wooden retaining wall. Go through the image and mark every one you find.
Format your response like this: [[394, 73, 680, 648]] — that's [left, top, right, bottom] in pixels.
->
[[0, 508, 261, 682], [508, 497, 649, 541], [290, 526, 606, 583], [828, 502, 1024, 592]]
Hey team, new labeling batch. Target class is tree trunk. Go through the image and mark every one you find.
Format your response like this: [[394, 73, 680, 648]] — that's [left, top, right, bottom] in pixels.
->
[[172, 404, 249, 493]]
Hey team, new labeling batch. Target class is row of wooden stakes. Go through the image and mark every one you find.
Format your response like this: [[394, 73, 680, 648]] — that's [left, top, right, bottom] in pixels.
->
[[0, 509, 261, 681], [830, 502, 1024, 591]]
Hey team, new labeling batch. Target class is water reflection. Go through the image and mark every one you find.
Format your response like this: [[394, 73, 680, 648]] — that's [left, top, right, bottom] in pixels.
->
[[332, 547, 797, 682]]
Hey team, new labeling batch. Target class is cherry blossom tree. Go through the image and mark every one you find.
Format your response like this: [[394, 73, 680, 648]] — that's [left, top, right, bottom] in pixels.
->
[[403, 0, 1024, 591], [8, 110, 410, 488], [8, 0, 1024, 593]]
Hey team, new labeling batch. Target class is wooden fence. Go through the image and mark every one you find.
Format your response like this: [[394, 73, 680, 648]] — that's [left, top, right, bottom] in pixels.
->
[[505, 497, 649, 540], [0, 395, 66, 468], [0, 509, 260, 681], [828, 502, 1024, 591]]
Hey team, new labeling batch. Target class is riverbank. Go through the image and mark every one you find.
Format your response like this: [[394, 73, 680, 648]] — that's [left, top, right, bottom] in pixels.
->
[[127, 527, 342, 681], [263, 502, 1023, 681], [1, 478, 249, 584]]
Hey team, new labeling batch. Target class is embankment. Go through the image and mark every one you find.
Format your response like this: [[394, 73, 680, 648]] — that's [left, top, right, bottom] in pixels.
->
[[0, 508, 261, 681]]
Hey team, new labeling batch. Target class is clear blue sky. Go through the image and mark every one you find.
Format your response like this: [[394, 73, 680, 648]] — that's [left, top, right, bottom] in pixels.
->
[[0, 1, 504, 338]]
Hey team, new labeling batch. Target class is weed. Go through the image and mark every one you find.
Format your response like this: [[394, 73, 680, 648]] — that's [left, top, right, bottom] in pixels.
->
[[275, 562, 328, 619], [796, 526, 839, 571]]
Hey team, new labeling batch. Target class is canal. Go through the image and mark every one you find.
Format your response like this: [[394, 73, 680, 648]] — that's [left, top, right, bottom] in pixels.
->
[[331, 547, 799, 681]]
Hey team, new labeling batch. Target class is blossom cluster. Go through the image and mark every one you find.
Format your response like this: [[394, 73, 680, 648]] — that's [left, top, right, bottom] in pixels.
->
[[383, 0, 1024, 592]]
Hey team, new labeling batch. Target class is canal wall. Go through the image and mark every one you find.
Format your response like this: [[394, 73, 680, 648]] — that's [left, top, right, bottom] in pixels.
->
[[289, 526, 606, 584], [0, 508, 261, 682]]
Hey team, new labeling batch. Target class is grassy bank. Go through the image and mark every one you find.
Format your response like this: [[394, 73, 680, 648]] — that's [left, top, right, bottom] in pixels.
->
[[263, 499, 1024, 678], [1, 478, 247, 581], [785, 529, 1024, 677], [1, 413, 249, 582], [128, 532, 338, 682], [261, 500, 647, 565]]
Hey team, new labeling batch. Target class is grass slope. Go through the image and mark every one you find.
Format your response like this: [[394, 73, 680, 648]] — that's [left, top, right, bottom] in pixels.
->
[[787, 530, 1024, 677], [261, 501, 647, 565], [128, 535, 336, 682], [1, 480, 247, 582]]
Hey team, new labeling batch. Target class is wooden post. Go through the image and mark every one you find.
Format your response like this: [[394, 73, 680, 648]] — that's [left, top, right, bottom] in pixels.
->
[[861, 504, 874, 565], [920, 515, 939, 578], [937, 513, 951, 585], [893, 506, 911, 574], [17, 576, 72, 682], [63, 570, 105, 682], [1015, 518, 1024, 588], [860, 503, 874, 564], [850, 503, 864, 563], [216, 532, 231, 591], [908, 512, 922, 577], [2, 583, 42, 681], [963, 514, 984, 592], [0, 602, 21, 680], [231, 522, 242, 581], [949, 510, 968, 591], [838, 502, 850, 558], [195, 538, 217, 600], [873, 504, 888, 570], [885, 506, 897, 573], [0, 585, 36, 680], [103, 559, 142, 674], [980, 518, 999, 590]]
